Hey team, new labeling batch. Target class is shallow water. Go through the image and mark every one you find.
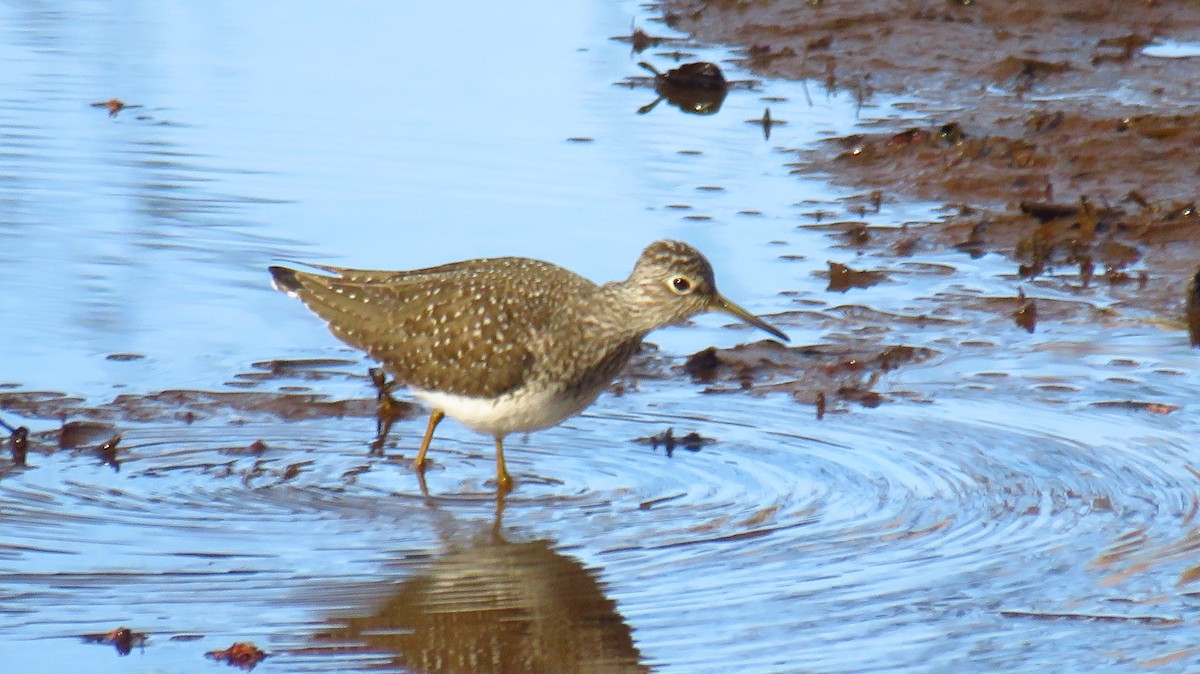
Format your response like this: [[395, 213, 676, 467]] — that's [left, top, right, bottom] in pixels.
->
[[3, 2, 1200, 673]]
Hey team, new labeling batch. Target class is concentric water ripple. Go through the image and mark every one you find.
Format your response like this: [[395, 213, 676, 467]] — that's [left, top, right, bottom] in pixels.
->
[[3, 380, 1199, 672], [571, 390, 1200, 673]]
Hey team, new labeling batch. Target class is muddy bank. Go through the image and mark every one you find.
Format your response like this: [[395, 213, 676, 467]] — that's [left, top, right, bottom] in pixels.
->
[[663, 0, 1200, 107], [0, 340, 930, 449], [662, 0, 1200, 318]]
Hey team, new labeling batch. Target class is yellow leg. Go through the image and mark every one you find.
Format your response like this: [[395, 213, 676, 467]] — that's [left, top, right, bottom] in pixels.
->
[[413, 409, 445, 470], [495, 436, 513, 493]]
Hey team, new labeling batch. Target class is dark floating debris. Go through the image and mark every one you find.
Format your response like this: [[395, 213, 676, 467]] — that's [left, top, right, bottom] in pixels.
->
[[634, 427, 716, 457], [610, 22, 684, 54], [1090, 401, 1178, 414], [640, 60, 727, 90], [89, 98, 143, 118], [82, 626, 147, 655], [251, 357, 359, 373], [60, 420, 119, 449], [98, 433, 122, 469], [635, 61, 729, 115], [1014, 288, 1038, 333], [0, 416, 28, 466], [206, 641, 269, 670], [638, 492, 687, 510], [10, 426, 27, 466], [747, 107, 787, 140], [656, 49, 697, 61], [1187, 268, 1200, 347], [1019, 200, 1082, 223], [937, 122, 966, 144], [682, 340, 934, 409], [999, 609, 1182, 626], [0, 387, 402, 426], [839, 223, 871, 246], [826, 261, 887, 292], [630, 27, 658, 53], [682, 346, 722, 382]]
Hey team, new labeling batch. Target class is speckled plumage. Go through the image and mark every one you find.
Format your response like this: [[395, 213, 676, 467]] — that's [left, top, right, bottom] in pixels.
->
[[270, 239, 787, 491]]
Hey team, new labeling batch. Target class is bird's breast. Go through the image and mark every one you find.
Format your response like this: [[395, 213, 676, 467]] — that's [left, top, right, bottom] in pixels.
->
[[410, 381, 608, 438]]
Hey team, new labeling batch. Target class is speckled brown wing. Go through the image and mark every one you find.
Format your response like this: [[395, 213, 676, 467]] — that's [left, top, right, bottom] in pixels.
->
[[298, 260, 477, 284], [271, 258, 597, 399]]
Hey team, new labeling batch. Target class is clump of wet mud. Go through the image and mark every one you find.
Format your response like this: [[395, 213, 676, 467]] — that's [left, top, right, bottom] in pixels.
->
[[664, 0, 1200, 320], [802, 113, 1200, 210], [82, 626, 148, 655], [663, 1, 1200, 106], [682, 340, 935, 411], [825, 260, 888, 292], [205, 642, 269, 669], [0, 358, 419, 474], [0, 337, 931, 472], [634, 427, 718, 457], [0, 388, 390, 426], [0, 358, 411, 428]]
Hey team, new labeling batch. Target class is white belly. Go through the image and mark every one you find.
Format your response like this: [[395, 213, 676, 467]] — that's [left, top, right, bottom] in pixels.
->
[[410, 383, 603, 438]]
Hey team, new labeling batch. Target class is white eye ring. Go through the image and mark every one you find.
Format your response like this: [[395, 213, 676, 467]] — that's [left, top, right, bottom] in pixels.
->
[[669, 276, 693, 295]]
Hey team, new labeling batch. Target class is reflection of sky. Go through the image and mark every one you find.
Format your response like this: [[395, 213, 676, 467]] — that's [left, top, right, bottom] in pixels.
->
[[0, 0, 871, 398], [1142, 38, 1200, 58]]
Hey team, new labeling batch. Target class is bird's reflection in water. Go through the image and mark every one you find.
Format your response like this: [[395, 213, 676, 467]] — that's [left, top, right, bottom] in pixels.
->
[[637, 85, 727, 115], [636, 61, 728, 115], [316, 504, 647, 674]]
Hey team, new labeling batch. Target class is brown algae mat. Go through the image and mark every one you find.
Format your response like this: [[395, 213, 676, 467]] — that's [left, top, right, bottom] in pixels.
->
[[663, 0, 1200, 319]]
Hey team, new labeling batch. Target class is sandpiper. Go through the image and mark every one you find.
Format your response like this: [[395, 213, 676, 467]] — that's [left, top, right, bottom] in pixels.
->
[[270, 240, 787, 491]]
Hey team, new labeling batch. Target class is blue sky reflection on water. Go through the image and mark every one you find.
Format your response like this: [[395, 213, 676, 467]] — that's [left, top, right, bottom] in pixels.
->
[[0, 0, 871, 397]]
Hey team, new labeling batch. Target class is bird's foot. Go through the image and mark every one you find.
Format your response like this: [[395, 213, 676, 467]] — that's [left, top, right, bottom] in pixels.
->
[[495, 470, 514, 495], [369, 368, 402, 454]]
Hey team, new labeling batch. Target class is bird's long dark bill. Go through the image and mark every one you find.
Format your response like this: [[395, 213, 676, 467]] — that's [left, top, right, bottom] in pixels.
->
[[713, 295, 789, 342]]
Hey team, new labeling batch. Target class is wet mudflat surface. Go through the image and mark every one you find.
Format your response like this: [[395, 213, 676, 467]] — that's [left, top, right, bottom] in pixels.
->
[[3, 1, 1200, 673]]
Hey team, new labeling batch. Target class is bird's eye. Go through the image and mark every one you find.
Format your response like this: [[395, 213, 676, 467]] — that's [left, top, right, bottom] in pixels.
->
[[670, 276, 692, 294]]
